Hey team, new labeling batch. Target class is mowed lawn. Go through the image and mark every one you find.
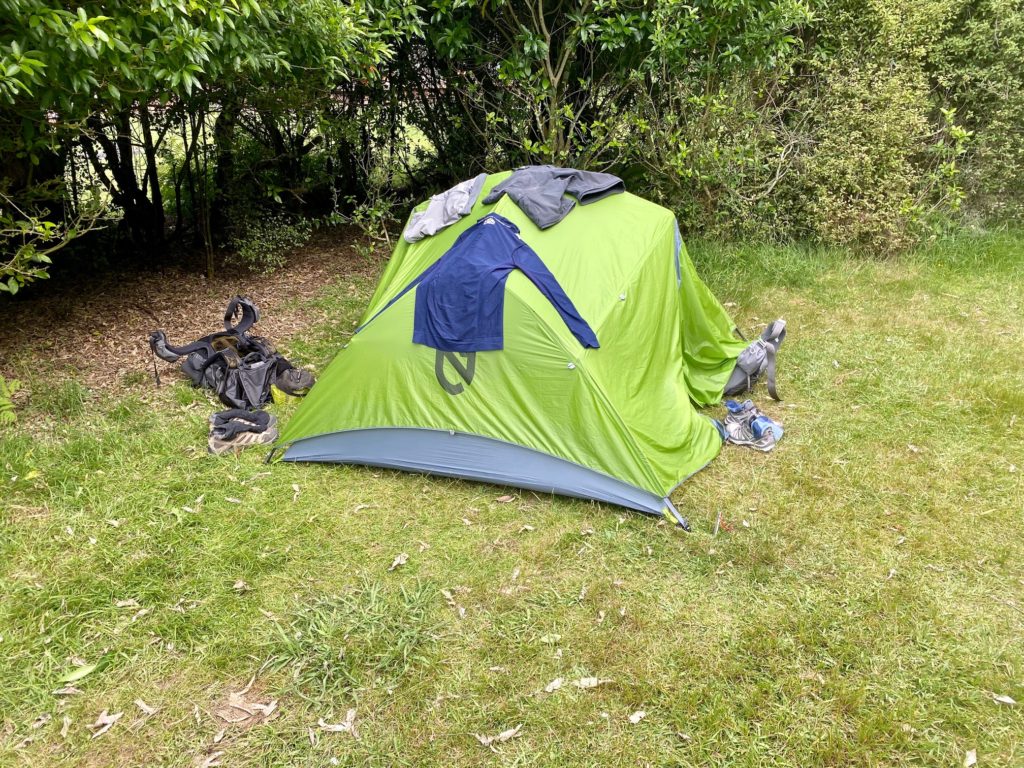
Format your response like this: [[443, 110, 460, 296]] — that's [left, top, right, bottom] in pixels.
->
[[1, 232, 1022, 767]]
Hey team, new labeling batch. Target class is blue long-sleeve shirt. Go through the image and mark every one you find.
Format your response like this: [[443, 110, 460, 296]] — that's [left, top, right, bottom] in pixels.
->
[[371, 214, 599, 352]]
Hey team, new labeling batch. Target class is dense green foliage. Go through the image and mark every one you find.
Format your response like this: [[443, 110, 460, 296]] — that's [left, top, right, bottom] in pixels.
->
[[1, 0, 1022, 288]]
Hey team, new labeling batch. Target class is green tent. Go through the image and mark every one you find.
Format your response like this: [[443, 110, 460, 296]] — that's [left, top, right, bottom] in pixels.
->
[[277, 171, 746, 523]]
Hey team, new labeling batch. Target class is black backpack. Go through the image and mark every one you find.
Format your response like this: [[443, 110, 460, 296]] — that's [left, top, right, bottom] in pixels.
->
[[149, 297, 308, 409]]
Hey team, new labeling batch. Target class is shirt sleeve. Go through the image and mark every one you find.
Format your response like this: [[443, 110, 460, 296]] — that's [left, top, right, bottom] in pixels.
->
[[355, 258, 441, 334], [481, 176, 512, 205], [511, 243, 600, 349]]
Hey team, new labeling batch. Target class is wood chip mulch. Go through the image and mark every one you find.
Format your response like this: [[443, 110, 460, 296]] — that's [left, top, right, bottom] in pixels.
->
[[0, 227, 384, 394]]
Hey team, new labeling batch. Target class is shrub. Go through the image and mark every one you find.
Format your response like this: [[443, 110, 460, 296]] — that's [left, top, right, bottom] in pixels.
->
[[630, 79, 803, 242], [926, 0, 1024, 220], [229, 213, 313, 274], [0, 376, 21, 425], [795, 61, 934, 253]]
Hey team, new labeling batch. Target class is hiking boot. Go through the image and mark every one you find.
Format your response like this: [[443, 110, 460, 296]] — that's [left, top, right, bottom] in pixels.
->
[[723, 398, 783, 452], [275, 368, 315, 396], [208, 425, 279, 455], [207, 409, 278, 455]]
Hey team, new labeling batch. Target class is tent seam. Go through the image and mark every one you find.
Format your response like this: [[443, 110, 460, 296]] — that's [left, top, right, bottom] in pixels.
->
[[587, 211, 677, 337], [503, 289, 667, 493]]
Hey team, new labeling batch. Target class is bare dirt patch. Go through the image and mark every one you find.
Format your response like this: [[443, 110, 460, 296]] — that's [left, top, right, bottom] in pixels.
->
[[0, 227, 381, 393]]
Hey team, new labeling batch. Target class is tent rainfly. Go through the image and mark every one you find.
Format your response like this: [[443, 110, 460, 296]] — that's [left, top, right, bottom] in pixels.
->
[[275, 171, 746, 525]]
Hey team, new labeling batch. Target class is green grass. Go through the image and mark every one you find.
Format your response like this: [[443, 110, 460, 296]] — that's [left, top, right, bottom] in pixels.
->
[[1, 231, 1022, 766]]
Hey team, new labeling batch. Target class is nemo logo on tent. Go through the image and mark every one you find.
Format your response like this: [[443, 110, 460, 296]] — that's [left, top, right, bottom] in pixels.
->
[[435, 351, 476, 395]]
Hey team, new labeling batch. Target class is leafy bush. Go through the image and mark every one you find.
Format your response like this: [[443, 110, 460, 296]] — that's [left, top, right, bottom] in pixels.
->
[[796, 62, 934, 253], [634, 2, 975, 252], [229, 213, 313, 274], [0, 376, 21, 425], [631, 79, 803, 242], [926, 0, 1024, 220]]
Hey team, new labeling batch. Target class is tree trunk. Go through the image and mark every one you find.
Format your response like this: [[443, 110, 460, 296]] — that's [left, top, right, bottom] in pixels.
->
[[211, 99, 238, 241], [138, 103, 166, 245], [84, 109, 164, 247]]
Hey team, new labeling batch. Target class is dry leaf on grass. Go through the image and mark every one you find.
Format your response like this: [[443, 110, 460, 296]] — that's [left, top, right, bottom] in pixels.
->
[[291, 483, 300, 502], [88, 710, 123, 738], [30, 713, 51, 729], [212, 677, 277, 725], [135, 699, 158, 716], [60, 716, 71, 739], [115, 599, 140, 608], [518, 524, 535, 533], [543, 678, 563, 693], [388, 553, 409, 571], [250, 700, 277, 717], [964, 748, 977, 767], [317, 709, 358, 738], [198, 751, 224, 768], [440, 588, 466, 618], [991, 693, 1016, 706], [495, 495, 516, 503], [53, 684, 82, 696], [475, 724, 521, 747], [232, 580, 250, 593], [216, 703, 251, 723], [628, 711, 646, 724], [213, 728, 225, 744], [573, 677, 613, 689]]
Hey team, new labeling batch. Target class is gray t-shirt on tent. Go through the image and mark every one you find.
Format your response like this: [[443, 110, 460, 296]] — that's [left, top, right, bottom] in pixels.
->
[[403, 173, 487, 243], [482, 165, 625, 229]]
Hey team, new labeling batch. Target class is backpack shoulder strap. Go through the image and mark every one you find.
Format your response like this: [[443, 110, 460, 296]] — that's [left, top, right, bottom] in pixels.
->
[[149, 329, 217, 361], [224, 296, 260, 335], [760, 319, 786, 401]]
